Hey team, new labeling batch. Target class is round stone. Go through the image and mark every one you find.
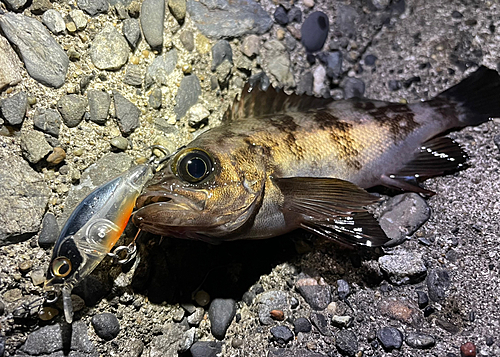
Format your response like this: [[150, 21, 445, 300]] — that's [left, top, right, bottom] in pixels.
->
[[91, 313, 120, 341], [301, 11, 329, 52], [90, 24, 129, 70]]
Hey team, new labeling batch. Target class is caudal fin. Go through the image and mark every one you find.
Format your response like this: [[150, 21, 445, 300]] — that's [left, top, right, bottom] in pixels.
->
[[437, 66, 500, 126]]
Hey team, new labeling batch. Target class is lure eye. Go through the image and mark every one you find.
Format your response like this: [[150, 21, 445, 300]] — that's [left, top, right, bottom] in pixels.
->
[[51, 257, 72, 278], [177, 150, 213, 183]]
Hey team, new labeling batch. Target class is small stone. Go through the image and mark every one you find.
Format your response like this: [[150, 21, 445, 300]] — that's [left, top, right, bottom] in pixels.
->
[[169, 0, 186, 23], [19, 261, 32, 274], [288, 6, 302, 23], [66, 21, 77, 33], [38, 306, 58, 321], [57, 94, 87, 128], [21, 130, 52, 164], [123, 65, 143, 87], [257, 290, 289, 325], [92, 313, 120, 341], [208, 298, 236, 340], [274, 6, 289, 26], [1, 91, 28, 126], [364, 54, 377, 66], [313, 65, 326, 96], [493, 135, 500, 152], [294, 317, 312, 333], [270, 309, 285, 321], [3, 0, 27, 12], [486, 337, 494, 346], [180, 31, 195, 51], [149, 87, 162, 109], [303, 0, 314, 7], [114, 3, 129, 19], [297, 71, 313, 95], [378, 298, 423, 327], [122, 18, 141, 49], [211, 40, 233, 71], [301, 11, 329, 52], [47, 147, 66, 165], [179, 327, 196, 352], [241, 35, 260, 58], [416, 291, 429, 309], [337, 279, 350, 300], [405, 333, 435, 349], [343, 78, 365, 99], [310, 312, 331, 336], [145, 49, 178, 88], [174, 75, 201, 120], [194, 290, 210, 307], [172, 306, 185, 322], [30, 269, 46, 286], [232, 338, 244, 348], [451, 10, 463, 19], [317, 51, 343, 79], [190, 341, 222, 357], [3, 288, 22, 302], [38, 212, 59, 248], [140, 0, 165, 50], [297, 285, 331, 310], [379, 252, 427, 285], [77, 0, 108, 16], [90, 24, 130, 70], [336, 330, 358, 356], [42, 9, 66, 35], [377, 327, 403, 351], [113, 91, 141, 136], [460, 342, 476, 357], [87, 90, 111, 125], [427, 269, 451, 302], [110, 136, 128, 151], [187, 307, 205, 325], [388, 79, 402, 91], [331, 315, 353, 328], [270, 326, 293, 345], [69, 9, 87, 30]]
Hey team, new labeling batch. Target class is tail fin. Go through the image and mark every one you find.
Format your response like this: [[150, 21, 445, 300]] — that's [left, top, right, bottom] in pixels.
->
[[437, 66, 500, 126]]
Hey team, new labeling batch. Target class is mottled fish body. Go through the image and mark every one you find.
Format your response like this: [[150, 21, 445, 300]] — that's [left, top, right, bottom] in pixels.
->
[[134, 67, 500, 246]]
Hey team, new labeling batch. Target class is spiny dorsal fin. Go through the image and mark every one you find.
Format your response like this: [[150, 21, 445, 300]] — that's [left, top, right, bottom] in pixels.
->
[[223, 81, 333, 122]]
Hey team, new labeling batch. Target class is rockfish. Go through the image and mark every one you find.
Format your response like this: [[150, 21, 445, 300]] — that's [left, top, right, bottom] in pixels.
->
[[133, 66, 500, 247]]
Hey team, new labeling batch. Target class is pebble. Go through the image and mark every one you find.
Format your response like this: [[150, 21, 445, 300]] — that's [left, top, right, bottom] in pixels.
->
[[332, 315, 353, 328], [38, 306, 58, 321], [405, 333, 436, 349], [76, 0, 108, 16], [187, 307, 205, 325], [148, 87, 162, 109], [317, 51, 343, 79], [486, 337, 494, 346], [270, 309, 285, 321], [33, 108, 62, 137], [310, 312, 331, 336], [69, 9, 87, 30], [427, 268, 451, 302], [379, 193, 431, 246], [211, 40, 233, 71], [187, 0, 273, 39], [312, 65, 326, 96], [0, 35, 22, 91], [124, 64, 143, 87], [180, 31, 195, 51], [113, 91, 141, 135], [42, 9, 66, 35], [364, 54, 377, 66], [297, 285, 332, 310], [208, 298, 236, 340], [0, 13, 69, 88], [294, 317, 312, 333], [4, 0, 27, 11], [187, 103, 210, 127], [493, 135, 500, 151], [145, 49, 178, 88], [288, 6, 302, 23], [343, 77, 365, 99], [57, 94, 87, 128], [87, 89, 111, 125], [169, 0, 187, 23], [301, 11, 329, 52], [47, 147, 66, 165], [270, 326, 294, 345], [241, 35, 260, 58], [21, 130, 52, 164], [1, 91, 28, 126], [91, 313, 120, 341], [303, 0, 314, 7], [388, 79, 402, 91], [179, 327, 196, 352], [377, 327, 403, 351], [378, 252, 427, 285], [337, 5, 358, 38], [38, 212, 59, 248], [378, 298, 422, 327], [274, 6, 289, 26], [30, 269, 46, 286], [451, 10, 464, 19], [336, 330, 358, 356], [174, 75, 201, 120], [460, 342, 476, 357], [263, 40, 295, 87], [122, 18, 141, 48], [190, 341, 223, 357], [90, 24, 130, 70], [140, 0, 165, 50], [297, 71, 313, 95], [416, 291, 429, 309], [172, 306, 185, 322], [337, 279, 350, 300], [18, 260, 32, 274], [110, 136, 128, 150], [257, 290, 289, 325]]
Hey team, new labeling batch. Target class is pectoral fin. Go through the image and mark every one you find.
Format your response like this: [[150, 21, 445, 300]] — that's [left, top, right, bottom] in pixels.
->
[[275, 177, 389, 247]]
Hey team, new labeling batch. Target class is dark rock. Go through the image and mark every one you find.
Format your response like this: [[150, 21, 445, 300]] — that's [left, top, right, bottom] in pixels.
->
[[145, 49, 178, 88], [388, 79, 402, 91], [427, 269, 451, 302], [57, 94, 87, 128], [405, 333, 435, 349], [423, 305, 435, 317], [73, 275, 110, 307], [336, 330, 358, 356], [186, 0, 273, 39], [416, 291, 429, 309], [288, 6, 302, 23], [270, 326, 293, 345], [378, 252, 427, 285], [1, 91, 28, 126], [77, 0, 108, 16], [248, 71, 270, 91], [208, 298, 236, 340], [436, 318, 459, 334], [317, 51, 342, 79], [460, 342, 476, 357], [123, 65, 143, 87], [90, 24, 130, 70], [310, 312, 331, 336], [377, 327, 403, 351], [140, 0, 165, 50], [180, 31, 195, 51], [190, 341, 223, 357], [293, 317, 312, 333], [149, 87, 162, 109], [274, 6, 289, 26], [343, 78, 365, 99], [122, 18, 141, 48], [92, 313, 120, 341], [211, 40, 233, 71], [337, 279, 350, 300], [451, 10, 463, 19], [20, 130, 52, 164], [486, 336, 494, 346], [297, 71, 313, 95], [0, 336, 4, 356], [364, 54, 377, 66], [0, 13, 68, 88], [113, 91, 141, 135], [38, 212, 59, 248], [33, 108, 62, 137], [88, 90, 111, 125], [169, 0, 186, 23], [297, 285, 331, 310], [493, 135, 500, 151], [301, 11, 329, 52], [174, 75, 201, 120]]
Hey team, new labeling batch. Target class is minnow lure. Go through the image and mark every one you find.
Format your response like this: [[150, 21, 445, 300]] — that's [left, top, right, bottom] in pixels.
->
[[44, 160, 156, 323]]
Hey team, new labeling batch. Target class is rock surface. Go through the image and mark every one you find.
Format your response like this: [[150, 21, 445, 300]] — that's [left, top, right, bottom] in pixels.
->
[[90, 24, 129, 70], [0, 35, 22, 90]]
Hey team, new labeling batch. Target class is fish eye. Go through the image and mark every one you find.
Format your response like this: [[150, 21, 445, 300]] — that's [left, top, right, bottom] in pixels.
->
[[51, 257, 72, 278], [177, 149, 213, 183]]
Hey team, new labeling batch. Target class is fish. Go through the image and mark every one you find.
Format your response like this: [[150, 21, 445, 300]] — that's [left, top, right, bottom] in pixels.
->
[[133, 66, 500, 247], [44, 163, 154, 323]]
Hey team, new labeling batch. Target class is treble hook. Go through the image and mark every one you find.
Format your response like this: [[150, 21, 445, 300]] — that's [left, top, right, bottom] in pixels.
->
[[107, 229, 144, 264]]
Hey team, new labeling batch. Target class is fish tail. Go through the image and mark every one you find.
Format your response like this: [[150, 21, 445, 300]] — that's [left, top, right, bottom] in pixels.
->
[[436, 66, 500, 126]]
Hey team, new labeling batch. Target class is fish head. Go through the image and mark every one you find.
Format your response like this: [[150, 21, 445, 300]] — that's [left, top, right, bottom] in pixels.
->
[[133, 143, 267, 241]]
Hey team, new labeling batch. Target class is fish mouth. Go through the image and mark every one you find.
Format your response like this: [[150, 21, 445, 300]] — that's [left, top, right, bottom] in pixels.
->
[[135, 189, 206, 212]]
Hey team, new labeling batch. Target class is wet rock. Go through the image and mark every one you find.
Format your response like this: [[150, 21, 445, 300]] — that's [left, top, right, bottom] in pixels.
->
[[42, 9, 66, 35], [405, 333, 435, 349], [257, 290, 289, 325], [379, 252, 427, 285], [190, 341, 223, 357], [174, 75, 201, 120], [38, 212, 59, 248], [92, 313, 120, 341], [336, 330, 358, 356], [1, 91, 27, 126], [57, 94, 87, 128], [88, 89, 111, 125], [124, 65, 143, 87], [169, 0, 186, 23], [427, 268, 451, 302], [20, 130, 52, 164], [380, 193, 431, 246], [378, 298, 423, 327], [113, 91, 140, 135], [0, 35, 22, 91], [301, 11, 329, 52], [180, 31, 195, 51], [90, 24, 130, 70], [274, 6, 289, 26], [70, 9, 87, 30], [271, 326, 293, 345], [145, 49, 178, 88], [122, 18, 141, 48], [211, 40, 233, 71], [310, 312, 331, 336], [460, 342, 476, 356], [293, 317, 312, 333], [149, 87, 162, 109], [416, 291, 429, 309], [140, 0, 165, 50], [337, 279, 350, 300], [241, 35, 260, 57], [77, 0, 108, 16], [263, 40, 295, 87], [297, 285, 331, 310], [377, 326, 403, 351], [0, 13, 69, 88], [47, 147, 66, 165], [343, 78, 365, 99], [33, 108, 62, 137], [186, 0, 273, 39]]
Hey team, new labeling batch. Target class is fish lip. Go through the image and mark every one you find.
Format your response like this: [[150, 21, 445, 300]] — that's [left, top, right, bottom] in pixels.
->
[[136, 191, 201, 211]]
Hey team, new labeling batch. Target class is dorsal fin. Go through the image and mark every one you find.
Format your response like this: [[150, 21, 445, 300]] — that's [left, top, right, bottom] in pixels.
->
[[223, 81, 334, 122]]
